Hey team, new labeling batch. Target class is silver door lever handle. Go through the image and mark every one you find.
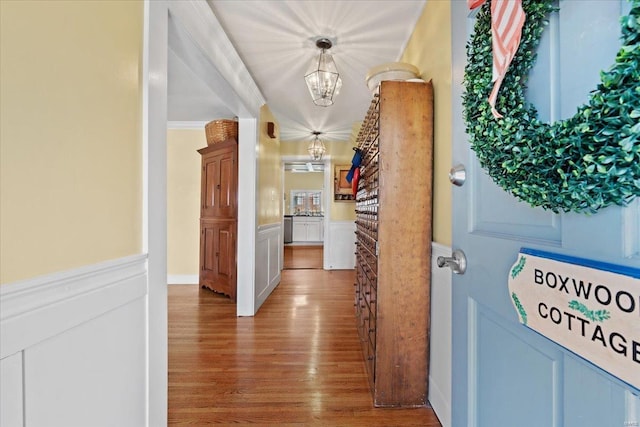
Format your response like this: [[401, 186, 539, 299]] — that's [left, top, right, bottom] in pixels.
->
[[437, 249, 467, 275]]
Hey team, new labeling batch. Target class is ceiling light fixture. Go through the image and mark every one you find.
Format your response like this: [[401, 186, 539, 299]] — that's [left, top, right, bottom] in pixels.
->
[[308, 131, 326, 161], [304, 38, 342, 107]]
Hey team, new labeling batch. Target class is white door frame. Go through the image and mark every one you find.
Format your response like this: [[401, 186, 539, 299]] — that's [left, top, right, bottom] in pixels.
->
[[143, 2, 168, 425], [144, 1, 264, 424], [280, 155, 333, 269]]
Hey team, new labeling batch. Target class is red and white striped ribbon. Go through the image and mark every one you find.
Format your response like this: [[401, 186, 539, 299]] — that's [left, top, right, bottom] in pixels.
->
[[468, 0, 526, 118]]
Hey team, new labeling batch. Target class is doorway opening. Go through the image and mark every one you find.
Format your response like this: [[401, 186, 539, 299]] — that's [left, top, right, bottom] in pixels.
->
[[283, 161, 325, 269]]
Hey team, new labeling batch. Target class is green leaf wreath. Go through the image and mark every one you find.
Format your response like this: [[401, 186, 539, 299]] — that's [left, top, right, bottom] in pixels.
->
[[463, 0, 640, 213]]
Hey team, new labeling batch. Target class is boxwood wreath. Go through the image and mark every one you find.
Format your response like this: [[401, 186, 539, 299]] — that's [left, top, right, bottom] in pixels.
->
[[463, 0, 640, 213]]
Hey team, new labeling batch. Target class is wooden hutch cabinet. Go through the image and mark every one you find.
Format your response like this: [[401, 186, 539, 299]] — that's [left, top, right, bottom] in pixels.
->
[[354, 80, 434, 407], [198, 138, 238, 300]]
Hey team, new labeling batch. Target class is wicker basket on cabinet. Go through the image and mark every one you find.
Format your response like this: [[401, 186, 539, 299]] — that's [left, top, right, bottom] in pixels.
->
[[205, 119, 238, 145]]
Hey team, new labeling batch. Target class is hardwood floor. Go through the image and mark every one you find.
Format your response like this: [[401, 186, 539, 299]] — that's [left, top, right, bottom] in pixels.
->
[[168, 269, 442, 426], [283, 245, 323, 269]]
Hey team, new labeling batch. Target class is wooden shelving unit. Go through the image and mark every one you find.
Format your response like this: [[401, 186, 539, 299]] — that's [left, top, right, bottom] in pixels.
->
[[354, 80, 434, 407]]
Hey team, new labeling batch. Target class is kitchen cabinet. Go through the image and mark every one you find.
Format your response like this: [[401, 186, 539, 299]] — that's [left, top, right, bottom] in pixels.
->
[[292, 216, 323, 242], [354, 80, 433, 407]]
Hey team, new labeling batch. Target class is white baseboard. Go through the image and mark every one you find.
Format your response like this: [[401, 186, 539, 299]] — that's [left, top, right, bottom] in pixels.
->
[[428, 376, 449, 427], [168, 274, 199, 285]]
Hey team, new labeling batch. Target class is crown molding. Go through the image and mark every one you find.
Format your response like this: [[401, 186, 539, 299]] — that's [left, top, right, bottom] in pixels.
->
[[167, 121, 208, 130]]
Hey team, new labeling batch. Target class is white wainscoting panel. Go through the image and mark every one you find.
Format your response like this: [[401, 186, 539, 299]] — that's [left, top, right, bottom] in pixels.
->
[[24, 298, 146, 427], [1, 351, 23, 427], [0, 255, 148, 427], [429, 242, 452, 427], [324, 221, 356, 270], [255, 223, 282, 311]]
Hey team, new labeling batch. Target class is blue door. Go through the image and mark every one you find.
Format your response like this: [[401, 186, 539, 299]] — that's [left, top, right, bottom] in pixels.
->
[[450, 1, 640, 426]]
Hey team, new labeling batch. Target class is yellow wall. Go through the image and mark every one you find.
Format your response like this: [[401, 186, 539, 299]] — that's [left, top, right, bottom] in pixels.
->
[[283, 171, 323, 215], [0, 1, 143, 284], [257, 106, 282, 226], [167, 129, 206, 277], [284, 172, 323, 192], [401, 1, 452, 246], [280, 140, 356, 221]]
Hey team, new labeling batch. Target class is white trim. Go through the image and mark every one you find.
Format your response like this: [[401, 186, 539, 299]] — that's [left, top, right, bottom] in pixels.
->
[[429, 242, 452, 427], [237, 118, 258, 316], [167, 121, 209, 130], [257, 222, 282, 233], [145, 1, 169, 425], [167, 275, 198, 285], [322, 155, 333, 269], [0, 255, 148, 359]]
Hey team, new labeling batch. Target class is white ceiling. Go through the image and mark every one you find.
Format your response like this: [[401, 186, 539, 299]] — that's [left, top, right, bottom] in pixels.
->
[[167, 0, 427, 142]]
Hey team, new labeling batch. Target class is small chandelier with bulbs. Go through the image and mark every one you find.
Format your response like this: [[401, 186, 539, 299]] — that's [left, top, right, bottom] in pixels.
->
[[308, 131, 326, 160], [304, 38, 342, 107]]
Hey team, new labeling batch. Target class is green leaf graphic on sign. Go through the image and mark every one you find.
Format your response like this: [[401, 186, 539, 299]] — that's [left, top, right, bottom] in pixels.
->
[[512, 292, 527, 325], [568, 300, 611, 322], [511, 256, 527, 279]]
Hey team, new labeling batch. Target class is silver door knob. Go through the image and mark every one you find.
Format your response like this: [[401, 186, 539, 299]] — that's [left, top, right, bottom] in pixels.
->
[[437, 249, 467, 274], [449, 164, 466, 187]]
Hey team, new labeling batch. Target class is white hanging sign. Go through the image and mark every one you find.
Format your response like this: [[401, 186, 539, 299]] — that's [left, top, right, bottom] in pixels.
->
[[508, 248, 640, 391]]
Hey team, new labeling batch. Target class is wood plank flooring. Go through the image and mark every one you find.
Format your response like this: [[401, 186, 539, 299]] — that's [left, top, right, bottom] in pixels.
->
[[168, 269, 442, 426], [283, 245, 323, 269]]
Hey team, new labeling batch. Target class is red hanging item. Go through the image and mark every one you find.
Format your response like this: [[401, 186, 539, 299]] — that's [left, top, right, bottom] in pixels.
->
[[352, 167, 360, 197], [468, 0, 526, 118]]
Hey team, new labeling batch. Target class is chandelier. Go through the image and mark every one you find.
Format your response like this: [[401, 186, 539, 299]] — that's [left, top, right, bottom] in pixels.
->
[[304, 38, 342, 107], [308, 131, 326, 160]]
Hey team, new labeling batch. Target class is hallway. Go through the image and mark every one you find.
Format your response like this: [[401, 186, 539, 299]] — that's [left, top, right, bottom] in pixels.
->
[[283, 245, 324, 270], [168, 269, 442, 426]]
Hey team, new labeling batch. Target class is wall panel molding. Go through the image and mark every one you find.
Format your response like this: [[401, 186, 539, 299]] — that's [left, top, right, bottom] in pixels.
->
[[0, 255, 148, 426], [256, 223, 282, 311], [325, 221, 356, 270], [0, 254, 147, 358]]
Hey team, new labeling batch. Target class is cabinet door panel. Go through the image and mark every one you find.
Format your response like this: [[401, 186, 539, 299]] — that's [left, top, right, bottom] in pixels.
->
[[216, 225, 235, 293], [199, 220, 236, 300], [217, 152, 236, 218], [201, 145, 237, 218], [292, 222, 306, 241], [202, 160, 219, 217], [200, 224, 217, 284], [306, 221, 322, 241]]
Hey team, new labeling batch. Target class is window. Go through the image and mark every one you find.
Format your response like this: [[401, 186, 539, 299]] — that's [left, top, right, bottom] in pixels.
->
[[290, 190, 323, 215]]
